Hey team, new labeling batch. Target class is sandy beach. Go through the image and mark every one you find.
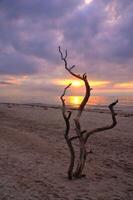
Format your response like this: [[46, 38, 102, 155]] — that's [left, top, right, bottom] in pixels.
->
[[0, 103, 133, 200]]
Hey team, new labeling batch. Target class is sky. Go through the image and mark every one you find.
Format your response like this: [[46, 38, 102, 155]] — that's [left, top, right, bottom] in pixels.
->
[[0, 0, 133, 104]]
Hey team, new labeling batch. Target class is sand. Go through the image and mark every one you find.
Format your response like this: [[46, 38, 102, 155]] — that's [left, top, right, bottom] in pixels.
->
[[0, 103, 133, 200]]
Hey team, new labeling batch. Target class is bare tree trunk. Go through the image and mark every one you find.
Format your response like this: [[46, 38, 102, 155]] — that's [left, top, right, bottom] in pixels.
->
[[66, 139, 75, 179], [59, 46, 118, 180], [73, 141, 87, 178]]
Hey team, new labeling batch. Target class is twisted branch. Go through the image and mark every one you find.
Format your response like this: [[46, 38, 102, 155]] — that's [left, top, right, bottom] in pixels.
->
[[84, 99, 118, 143], [60, 84, 75, 179]]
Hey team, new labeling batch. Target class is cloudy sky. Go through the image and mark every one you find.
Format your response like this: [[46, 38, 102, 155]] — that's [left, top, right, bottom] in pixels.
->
[[0, 0, 133, 104]]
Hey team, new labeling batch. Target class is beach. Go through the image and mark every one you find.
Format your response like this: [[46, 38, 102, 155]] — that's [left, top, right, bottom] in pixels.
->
[[0, 103, 133, 200]]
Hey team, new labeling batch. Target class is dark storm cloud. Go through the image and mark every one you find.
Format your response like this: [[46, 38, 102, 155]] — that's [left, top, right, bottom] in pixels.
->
[[0, 0, 133, 83]]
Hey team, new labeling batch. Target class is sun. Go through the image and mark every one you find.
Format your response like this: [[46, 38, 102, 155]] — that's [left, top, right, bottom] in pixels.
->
[[84, 0, 93, 4], [69, 96, 83, 105]]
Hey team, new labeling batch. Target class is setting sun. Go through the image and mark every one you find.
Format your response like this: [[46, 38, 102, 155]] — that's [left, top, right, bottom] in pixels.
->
[[68, 96, 83, 105]]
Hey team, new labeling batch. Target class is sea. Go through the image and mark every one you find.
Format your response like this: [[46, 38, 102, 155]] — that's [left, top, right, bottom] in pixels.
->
[[63, 95, 133, 114], [0, 95, 133, 114], [66, 95, 132, 106]]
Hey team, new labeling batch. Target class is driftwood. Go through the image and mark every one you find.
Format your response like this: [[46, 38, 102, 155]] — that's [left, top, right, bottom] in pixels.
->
[[59, 46, 118, 179]]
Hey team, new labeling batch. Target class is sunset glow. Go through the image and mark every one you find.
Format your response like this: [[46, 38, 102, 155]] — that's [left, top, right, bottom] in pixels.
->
[[8, 76, 28, 85], [0, 76, 28, 86], [114, 82, 133, 89], [0, 0, 132, 105], [54, 79, 84, 87], [90, 81, 110, 87], [67, 96, 83, 106], [66, 95, 112, 106], [54, 79, 110, 88]]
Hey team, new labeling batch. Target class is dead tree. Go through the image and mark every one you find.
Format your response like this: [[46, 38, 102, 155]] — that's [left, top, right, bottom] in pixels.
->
[[59, 46, 118, 179]]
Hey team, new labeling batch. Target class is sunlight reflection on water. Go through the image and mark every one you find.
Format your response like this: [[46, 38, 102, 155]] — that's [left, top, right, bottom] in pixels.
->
[[65, 95, 133, 108]]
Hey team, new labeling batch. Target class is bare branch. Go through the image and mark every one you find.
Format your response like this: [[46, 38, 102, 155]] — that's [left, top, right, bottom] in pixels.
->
[[60, 84, 71, 109], [69, 130, 87, 142], [69, 136, 79, 142], [60, 83, 75, 179], [81, 130, 87, 134], [77, 74, 91, 118], [60, 83, 72, 133], [70, 65, 75, 70], [67, 111, 72, 120], [60, 83, 72, 100], [58, 46, 83, 80], [59, 46, 91, 123], [84, 99, 118, 143]]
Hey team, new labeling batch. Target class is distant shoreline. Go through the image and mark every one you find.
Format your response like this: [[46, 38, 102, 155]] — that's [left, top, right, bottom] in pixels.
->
[[0, 102, 133, 118]]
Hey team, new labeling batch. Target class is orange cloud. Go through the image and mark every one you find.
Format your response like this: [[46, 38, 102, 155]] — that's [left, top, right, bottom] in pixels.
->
[[114, 81, 133, 89], [54, 79, 84, 87], [0, 76, 28, 87], [8, 76, 28, 85], [90, 80, 110, 87], [53, 79, 110, 88]]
